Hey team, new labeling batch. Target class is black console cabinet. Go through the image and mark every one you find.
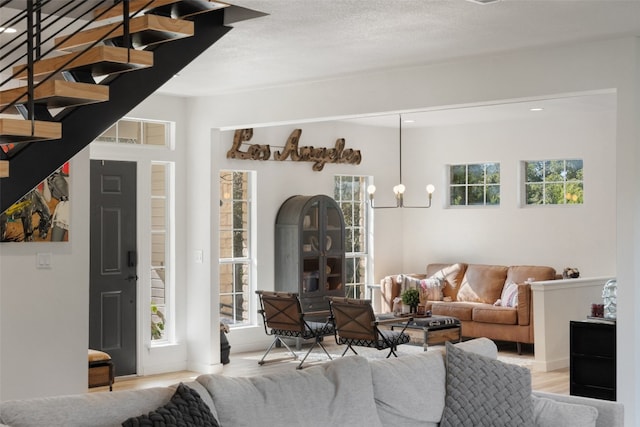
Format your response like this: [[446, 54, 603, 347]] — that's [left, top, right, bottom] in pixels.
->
[[570, 320, 616, 401]]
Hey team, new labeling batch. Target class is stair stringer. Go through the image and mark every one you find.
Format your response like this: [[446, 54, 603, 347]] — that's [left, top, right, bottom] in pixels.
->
[[0, 9, 232, 213]]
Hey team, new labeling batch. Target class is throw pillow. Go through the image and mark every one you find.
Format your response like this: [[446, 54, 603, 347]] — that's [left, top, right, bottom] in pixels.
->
[[440, 342, 534, 427], [429, 263, 464, 288], [500, 281, 519, 308], [421, 277, 444, 301], [531, 395, 598, 427], [122, 383, 219, 427]]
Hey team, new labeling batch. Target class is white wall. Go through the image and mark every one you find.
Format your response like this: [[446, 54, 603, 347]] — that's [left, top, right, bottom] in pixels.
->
[[401, 109, 617, 276], [0, 147, 90, 400]]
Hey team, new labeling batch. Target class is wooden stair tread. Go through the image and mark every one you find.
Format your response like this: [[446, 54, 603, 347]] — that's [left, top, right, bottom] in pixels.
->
[[55, 14, 194, 52], [13, 46, 153, 81], [94, 0, 228, 21], [0, 161, 8, 178], [0, 118, 61, 144], [0, 80, 109, 109]]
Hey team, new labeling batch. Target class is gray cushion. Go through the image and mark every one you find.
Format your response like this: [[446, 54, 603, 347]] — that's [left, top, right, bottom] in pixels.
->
[[197, 355, 383, 427], [0, 387, 176, 427], [532, 395, 598, 427], [440, 341, 534, 427], [370, 351, 446, 426]]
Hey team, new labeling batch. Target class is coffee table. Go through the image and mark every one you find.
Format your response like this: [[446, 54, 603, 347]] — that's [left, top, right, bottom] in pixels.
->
[[390, 315, 462, 351]]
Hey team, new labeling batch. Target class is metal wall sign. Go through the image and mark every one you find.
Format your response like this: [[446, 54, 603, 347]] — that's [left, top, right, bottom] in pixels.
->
[[227, 128, 362, 171]]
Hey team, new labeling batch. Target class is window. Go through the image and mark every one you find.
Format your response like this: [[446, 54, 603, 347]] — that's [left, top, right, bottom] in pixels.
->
[[449, 162, 500, 206], [524, 159, 584, 205], [334, 175, 370, 298], [150, 163, 172, 341], [219, 171, 255, 326], [95, 119, 171, 147]]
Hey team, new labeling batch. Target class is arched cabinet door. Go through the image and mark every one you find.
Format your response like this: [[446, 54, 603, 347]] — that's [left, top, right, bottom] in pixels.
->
[[275, 194, 346, 312]]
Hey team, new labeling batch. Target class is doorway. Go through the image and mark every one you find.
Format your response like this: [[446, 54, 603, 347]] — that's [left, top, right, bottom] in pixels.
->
[[89, 160, 137, 376]]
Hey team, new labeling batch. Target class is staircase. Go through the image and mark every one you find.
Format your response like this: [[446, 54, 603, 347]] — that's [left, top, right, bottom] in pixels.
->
[[0, 0, 263, 214]]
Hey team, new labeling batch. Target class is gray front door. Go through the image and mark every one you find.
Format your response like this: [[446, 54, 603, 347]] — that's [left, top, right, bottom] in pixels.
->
[[89, 160, 137, 376]]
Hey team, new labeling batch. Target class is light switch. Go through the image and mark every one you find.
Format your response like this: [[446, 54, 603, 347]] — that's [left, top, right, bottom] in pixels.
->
[[194, 250, 203, 264], [36, 252, 52, 269]]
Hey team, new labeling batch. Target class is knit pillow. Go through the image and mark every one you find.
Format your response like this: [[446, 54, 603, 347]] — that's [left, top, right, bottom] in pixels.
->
[[440, 342, 534, 427], [122, 383, 219, 427]]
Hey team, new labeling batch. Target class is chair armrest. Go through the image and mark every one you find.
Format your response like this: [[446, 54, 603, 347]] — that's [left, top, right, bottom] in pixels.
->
[[374, 317, 414, 327]]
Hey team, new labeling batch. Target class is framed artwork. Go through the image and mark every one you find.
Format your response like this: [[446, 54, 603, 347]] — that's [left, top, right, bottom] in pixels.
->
[[0, 162, 70, 242]]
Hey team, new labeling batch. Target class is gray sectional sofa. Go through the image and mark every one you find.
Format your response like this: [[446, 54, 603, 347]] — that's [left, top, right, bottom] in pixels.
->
[[0, 338, 623, 427]]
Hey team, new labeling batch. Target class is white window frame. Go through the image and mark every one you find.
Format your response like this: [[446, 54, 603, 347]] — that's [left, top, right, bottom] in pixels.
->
[[334, 175, 373, 299], [219, 170, 257, 328], [521, 159, 584, 206], [448, 162, 501, 207]]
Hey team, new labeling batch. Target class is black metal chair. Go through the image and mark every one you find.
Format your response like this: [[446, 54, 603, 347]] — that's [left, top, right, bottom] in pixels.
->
[[328, 296, 412, 358], [256, 290, 334, 369]]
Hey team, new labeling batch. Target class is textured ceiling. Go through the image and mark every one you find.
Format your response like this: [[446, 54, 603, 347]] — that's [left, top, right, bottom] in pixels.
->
[[158, 0, 640, 97]]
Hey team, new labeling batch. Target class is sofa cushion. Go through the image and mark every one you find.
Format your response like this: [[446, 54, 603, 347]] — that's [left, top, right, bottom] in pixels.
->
[[440, 342, 534, 427], [531, 395, 598, 427], [506, 265, 556, 284], [121, 383, 219, 427], [370, 351, 446, 426], [472, 304, 518, 325], [397, 275, 444, 301], [197, 355, 383, 427], [431, 301, 479, 321], [456, 264, 508, 304]]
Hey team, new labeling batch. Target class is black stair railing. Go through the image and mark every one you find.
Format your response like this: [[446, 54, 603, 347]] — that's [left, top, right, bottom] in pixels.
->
[[0, 3, 235, 212]]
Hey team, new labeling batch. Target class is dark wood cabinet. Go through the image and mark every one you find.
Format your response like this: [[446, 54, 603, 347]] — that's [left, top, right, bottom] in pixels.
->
[[275, 195, 346, 312], [570, 320, 616, 401]]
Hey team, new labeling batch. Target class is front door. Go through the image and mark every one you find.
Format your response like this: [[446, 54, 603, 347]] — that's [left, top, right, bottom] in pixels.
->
[[89, 160, 137, 376]]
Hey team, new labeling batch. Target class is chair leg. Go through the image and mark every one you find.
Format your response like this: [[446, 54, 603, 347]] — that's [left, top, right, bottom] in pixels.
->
[[517, 342, 522, 355], [341, 344, 358, 357], [259, 336, 297, 365], [296, 338, 333, 369]]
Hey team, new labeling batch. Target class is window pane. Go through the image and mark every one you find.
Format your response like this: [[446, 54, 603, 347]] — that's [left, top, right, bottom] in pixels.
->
[[545, 183, 564, 204], [151, 198, 165, 230], [450, 186, 466, 206], [219, 230, 233, 258], [151, 233, 165, 266], [468, 186, 485, 205], [566, 182, 583, 204], [118, 120, 141, 144], [232, 201, 248, 229], [450, 165, 466, 185], [486, 185, 500, 205], [143, 122, 167, 146], [526, 161, 544, 182], [486, 163, 500, 184], [151, 164, 166, 196], [468, 164, 484, 184], [233, 230, 248, 257], [546, 160, 565, 180], [526, 183, 543, 204], [566, 159, 583, 181]]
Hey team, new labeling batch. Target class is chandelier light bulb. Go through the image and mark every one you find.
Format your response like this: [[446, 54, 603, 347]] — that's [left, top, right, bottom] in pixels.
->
[[395, 184, 406, 194], [367, 184, 376, 195], [426, 184, 435, 194]]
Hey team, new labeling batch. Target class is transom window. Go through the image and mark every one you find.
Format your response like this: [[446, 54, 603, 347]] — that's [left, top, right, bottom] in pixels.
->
[[219, 170, 255, 326], [524, 159, 584, 205], [449, 162, 500, 206], [334, 175, 370, 299], [96, 119, 172, 147]]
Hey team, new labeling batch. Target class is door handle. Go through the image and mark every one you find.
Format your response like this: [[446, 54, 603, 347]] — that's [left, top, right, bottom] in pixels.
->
[[126, 275, 138, 282]]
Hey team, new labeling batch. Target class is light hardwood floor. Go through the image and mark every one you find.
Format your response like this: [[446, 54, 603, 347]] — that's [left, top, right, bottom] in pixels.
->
[[90, 341, 569, 395]]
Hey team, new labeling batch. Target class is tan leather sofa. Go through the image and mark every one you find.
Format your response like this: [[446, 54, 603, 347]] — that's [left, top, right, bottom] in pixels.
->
[[380, 263, 557, 352]]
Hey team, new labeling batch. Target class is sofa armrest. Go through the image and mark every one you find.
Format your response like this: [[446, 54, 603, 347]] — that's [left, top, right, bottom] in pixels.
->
[[532, 391, 624, 427], [517, 283, 532, 326]]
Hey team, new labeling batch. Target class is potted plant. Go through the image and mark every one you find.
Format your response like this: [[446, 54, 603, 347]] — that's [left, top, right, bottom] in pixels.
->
[[401, 288, 421, 313]]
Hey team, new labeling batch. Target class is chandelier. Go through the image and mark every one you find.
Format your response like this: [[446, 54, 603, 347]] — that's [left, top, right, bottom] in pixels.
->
[[367, 114, 435, 209]]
